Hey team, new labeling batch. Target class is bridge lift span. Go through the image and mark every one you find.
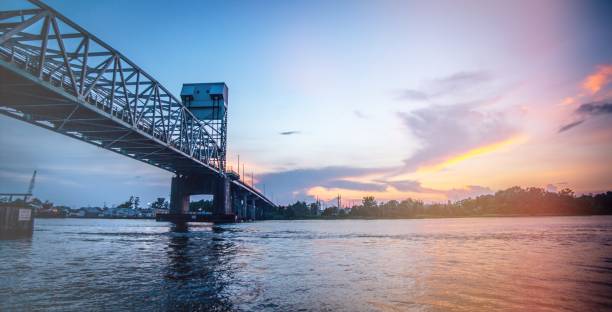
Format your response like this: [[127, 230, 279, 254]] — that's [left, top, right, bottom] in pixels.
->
[[0, 0, 274, 222]]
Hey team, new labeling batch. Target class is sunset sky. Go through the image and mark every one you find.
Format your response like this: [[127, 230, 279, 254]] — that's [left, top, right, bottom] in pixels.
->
[[1, 0, 611, 206]]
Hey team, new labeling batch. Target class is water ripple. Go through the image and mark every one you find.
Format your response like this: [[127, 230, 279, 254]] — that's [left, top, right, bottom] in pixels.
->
[[0, 216, 611, 311]]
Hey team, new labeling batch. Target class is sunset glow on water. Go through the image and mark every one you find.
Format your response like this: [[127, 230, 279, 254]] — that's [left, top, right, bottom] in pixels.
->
[[1, 218, 611, 311]]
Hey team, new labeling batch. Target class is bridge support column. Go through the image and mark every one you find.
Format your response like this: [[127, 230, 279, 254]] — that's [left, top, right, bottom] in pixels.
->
[[231, 190, 245, 220], [213, 176, 231, 215], [231, 190, 238, 219], [170, 176, 190, 214], [163, 174, 235, 223], [248, 199, 257, 220], [242, 195, 248, 220]]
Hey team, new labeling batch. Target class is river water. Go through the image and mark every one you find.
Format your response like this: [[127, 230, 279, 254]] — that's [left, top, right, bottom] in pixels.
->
[[1, 217, 611, 311]]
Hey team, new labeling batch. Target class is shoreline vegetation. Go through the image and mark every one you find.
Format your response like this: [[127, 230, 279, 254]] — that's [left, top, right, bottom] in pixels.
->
[[263, 186, 612, 220], [2, 186, 610, 221]]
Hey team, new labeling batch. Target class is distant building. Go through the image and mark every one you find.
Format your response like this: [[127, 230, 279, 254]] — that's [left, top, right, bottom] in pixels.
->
[[139, 208, 155, 218], [112, 207, 139, 218], [75, 207, 104, 218], [154, 208, 169, 216]]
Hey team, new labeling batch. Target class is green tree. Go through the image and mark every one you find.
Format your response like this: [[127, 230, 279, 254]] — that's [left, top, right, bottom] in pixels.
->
[[362, 196, 376, 208], [321, 207, 336, 217], [150, 198, 168, 210], [117, 196, 135, 208], [559, 188, 575, 198]]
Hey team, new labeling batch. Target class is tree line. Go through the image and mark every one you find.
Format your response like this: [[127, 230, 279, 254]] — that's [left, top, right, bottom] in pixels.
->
[[263, 186, 612, 219], [5, 186, 610, 219]]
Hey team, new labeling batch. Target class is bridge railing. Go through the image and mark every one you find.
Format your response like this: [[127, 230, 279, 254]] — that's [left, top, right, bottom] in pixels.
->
[[0, 0, 225, 172]]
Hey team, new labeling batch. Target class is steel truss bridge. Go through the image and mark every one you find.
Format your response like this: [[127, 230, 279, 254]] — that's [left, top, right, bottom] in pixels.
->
[[0, 0, 274, 221]]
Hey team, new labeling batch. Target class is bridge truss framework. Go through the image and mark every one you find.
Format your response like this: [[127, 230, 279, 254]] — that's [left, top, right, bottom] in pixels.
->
[[0, 0, 225, 173], [0, 0, 274, 210]]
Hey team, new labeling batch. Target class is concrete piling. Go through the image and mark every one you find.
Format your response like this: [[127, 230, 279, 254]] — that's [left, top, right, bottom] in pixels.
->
[[0, 204, 34, 239]]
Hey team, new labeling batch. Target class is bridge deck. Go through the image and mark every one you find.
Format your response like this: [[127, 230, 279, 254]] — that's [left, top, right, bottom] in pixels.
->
[[0, 61, 215, 176]]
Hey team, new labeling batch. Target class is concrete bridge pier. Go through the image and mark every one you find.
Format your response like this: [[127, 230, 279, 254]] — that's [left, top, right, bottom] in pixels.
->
[[213, 177, 231, 215], [162, 174, 235, 223], [241, 195, 248, 220], [231, 190, 246, 220], [248, 199, 257, 220], [169, 175, 191, 214], [231, 191, 240, 219]]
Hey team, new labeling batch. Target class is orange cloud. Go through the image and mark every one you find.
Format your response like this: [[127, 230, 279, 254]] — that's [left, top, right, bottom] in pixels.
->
[[561, 97, 576, 106], [306, 185, 447, 204], [582, 65, 612, 94], [417, 135, 527, 173]]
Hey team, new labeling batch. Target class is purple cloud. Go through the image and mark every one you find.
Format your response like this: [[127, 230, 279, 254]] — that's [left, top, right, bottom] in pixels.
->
[[387, 179, 493, 201], [398, 71, 492, 101], [576, 101, 612, 115], [558, 120, 585, 132], [396, 70, 518, 171], [258, 165, 494, 204], [398, 101, 517, 171], [443, 185, 494, 201], [559, 100, 612, 132], [258, 166, 387, 203]]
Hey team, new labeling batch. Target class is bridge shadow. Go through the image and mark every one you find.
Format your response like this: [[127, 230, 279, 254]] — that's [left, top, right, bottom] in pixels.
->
[[160, 222, 237, 312]]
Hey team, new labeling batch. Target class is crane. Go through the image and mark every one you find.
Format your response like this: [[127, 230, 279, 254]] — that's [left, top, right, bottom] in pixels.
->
[[25, 170, 37, 201]]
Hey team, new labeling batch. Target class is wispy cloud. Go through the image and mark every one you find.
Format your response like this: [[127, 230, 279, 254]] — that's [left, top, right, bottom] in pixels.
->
[[353, 110, 367, 119], [398, 100, 519, 172], [438, 71, 492, 86], [418, 135, 526, 173], [258, 166, 389, 203], [442, 185, 494, 201], [280, 130, 300, 135], [394, 70, 523, 173], [399, 89, 430, 101], [322, 180, 387, 192], [576, 101, 612, 115], [380, 179, 493, 201], [306, 180, 494, 203], [386, 180, 423, 192], [558, 120, 585, 132], [398, 71, 492, 101], [559, 100, 612, 132], [258, 165, 496, 204]]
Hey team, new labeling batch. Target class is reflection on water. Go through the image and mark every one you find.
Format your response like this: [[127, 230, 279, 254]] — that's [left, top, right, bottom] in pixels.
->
[[1, 216, 611, 311], [162, 223, 235, 311]]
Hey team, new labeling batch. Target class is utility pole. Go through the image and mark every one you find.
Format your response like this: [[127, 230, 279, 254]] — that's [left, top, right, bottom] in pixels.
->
[[251, 171, 254, 187], [237, 154, 240, 174]]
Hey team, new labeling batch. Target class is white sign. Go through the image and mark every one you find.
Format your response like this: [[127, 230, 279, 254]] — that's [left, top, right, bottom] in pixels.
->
[[18, 209, 31, 221]]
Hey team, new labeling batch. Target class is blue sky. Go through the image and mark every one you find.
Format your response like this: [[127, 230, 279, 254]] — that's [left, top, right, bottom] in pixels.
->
[[1, 0, 611, 206]]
